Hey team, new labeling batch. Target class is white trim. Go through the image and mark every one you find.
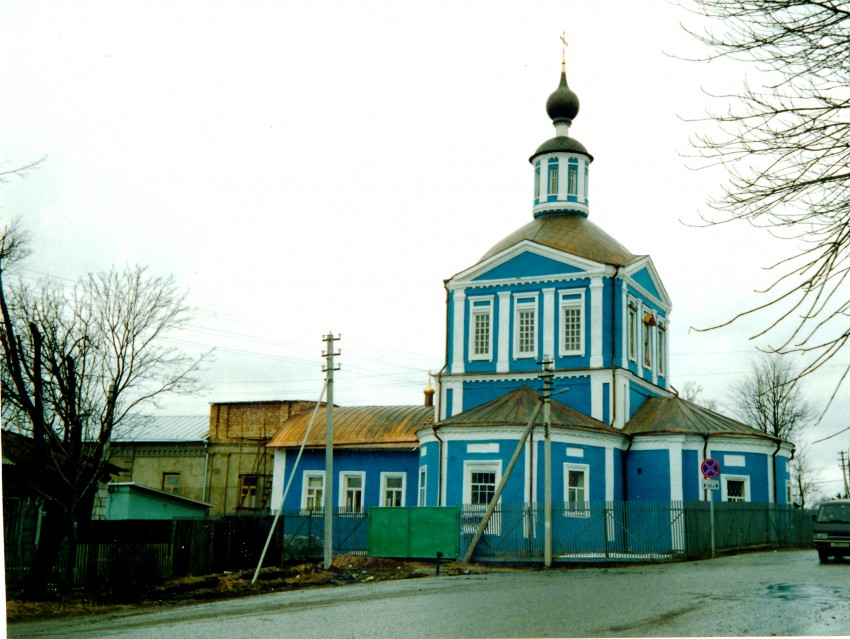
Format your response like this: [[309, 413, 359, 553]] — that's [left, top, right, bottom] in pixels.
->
[[418, 466, 427, 506], [301, 470, 325, 511], [566, 447, 585, 458], [563, 462, 590, 517], [446, 240, 616, 288], [543, 287, 556, 361], [722, 474, 751, 502], [623, 256, 673, 311], [451, 289, 466, 374], [669, 441, 684, 503], [605, 446, 615, 502], [724, 454, 746, 467], [589, 277, 603, 367], [558, 288, 585, 358], [379, 472, 406, 507], [271, 449, 286, 512], [497, 292, 511, 373], [467, 443, 500, 454], [338, 471, 366, 512], [463, 460, 503, 505], [468, 295, 495, 362], [513, 293, 539, 359]]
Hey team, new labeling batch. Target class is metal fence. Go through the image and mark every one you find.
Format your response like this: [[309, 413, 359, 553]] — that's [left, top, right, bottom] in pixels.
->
[[4, 502, 814, 595], [458, 501, 812, 562]]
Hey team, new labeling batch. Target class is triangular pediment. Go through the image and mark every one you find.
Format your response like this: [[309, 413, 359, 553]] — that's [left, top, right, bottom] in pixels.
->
[[449, 240, 612, 287], [625, 256, 671, 310]]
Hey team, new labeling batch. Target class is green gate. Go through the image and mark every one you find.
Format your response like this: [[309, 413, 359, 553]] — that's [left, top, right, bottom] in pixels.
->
[[368, 507, 459, 559]]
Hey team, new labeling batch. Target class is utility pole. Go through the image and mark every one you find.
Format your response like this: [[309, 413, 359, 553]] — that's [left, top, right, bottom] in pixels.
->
[[840, 451, 849, 497], [541, 356, 554, 568], [323, 332, 340, 570]]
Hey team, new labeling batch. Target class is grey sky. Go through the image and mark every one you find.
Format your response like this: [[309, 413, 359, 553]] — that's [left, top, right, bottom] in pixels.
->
[[2, 0, 847, 495]]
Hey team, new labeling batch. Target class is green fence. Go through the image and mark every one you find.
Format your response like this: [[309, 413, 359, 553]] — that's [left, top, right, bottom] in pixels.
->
[[368, 507, 459, 559]]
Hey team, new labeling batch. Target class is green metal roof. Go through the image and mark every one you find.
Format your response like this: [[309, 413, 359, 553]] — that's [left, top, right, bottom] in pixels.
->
[[624, 396, 782, 441], [438, 386, 620, 435], [478, 213, 639, 267]]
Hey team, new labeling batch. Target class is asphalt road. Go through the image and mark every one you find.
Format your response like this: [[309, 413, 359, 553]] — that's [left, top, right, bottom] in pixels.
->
[[9, 550, 850, 638]]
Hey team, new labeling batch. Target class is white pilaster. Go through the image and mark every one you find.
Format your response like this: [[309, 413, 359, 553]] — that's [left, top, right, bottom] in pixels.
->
[[590, 277, 603, 368], [497, 292, 511, 373], [543, 287, 555, 359], [270, 449, 286, 512], [451, 289, 466, 374]]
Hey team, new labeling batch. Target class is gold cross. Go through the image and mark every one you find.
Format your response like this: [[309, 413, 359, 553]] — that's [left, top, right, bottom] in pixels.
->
[[560, 31, 568, 64]]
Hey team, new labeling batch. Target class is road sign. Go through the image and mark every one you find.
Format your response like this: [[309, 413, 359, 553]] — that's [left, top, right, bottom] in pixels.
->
[[701, 458, 721, 479], [702, 479, 720, 491]]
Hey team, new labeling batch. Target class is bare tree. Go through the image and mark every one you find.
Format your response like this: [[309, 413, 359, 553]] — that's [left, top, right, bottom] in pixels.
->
[[789, 443, 822, 508], [729, 353, 812, 441], [0, 220, 207, 598], [680, 0, 850, 409], [678, 380, 719, 411]]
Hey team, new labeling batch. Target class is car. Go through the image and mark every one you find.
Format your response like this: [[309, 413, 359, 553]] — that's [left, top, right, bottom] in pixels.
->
[[812, 499, 850, 563]]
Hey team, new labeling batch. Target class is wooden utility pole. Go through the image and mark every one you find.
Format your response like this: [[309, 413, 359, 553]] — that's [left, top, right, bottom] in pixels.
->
[[541, 357, 554, 568], [323, 333, 340, 570]]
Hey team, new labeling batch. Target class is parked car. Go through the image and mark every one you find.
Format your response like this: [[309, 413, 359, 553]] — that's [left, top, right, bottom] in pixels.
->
[[813, 499, 850, 563]]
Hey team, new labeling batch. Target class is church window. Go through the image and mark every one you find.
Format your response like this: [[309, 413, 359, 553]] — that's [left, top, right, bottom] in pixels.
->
[[534, 166, 541, 199], [643, 318, 652, 369], [583, 162, 589, 198], [568, 165, 578, 195], [418, 467, 427, 506], [469, 298, 493, 360], [628, 302, 637, 362], [657, 324, 666, 376], [723, 476, 750, 502], [514, 297, 537, 358], [548, 167, 558, 195], [564, 463, 590, 517], [560, 291, 584, 356], [462, 461, 502, 533]]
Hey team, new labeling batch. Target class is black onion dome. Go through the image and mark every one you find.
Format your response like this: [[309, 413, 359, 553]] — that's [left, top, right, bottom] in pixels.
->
[[529, 136, 593, 163], [545, 69, 579, 124]]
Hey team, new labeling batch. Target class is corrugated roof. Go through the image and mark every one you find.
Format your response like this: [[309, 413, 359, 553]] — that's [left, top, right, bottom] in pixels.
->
[[112, 415, 209, 442], [438, 386, 620, 435], [624, 396, 781, 441], [268, 405, 434, 449], [478, 214, 639, 267]]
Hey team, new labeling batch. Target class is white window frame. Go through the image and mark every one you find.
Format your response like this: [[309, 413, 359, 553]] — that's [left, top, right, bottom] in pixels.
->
[[468, 296, 494, 361], [642, 317, 653, 370], [559, 290, 585, 357], [418, 466, 427, 506], [462, 460, 502, 534], [563, 463, 590, 517], [301, 471, 325, 512], [722, 474, 751, 503], [339, 471, 366, 512], [548, 165, 559, 196], [657, 322, 666, 376], [627, 301, 638, 362], [534, 165, 541, 199], [513, 294, 538, 359], [380, 472, 406, 507], [567, 164, 578, 195], [463, 460, 502, 506]]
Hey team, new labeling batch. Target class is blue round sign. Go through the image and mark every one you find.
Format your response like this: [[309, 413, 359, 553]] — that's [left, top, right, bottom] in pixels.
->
[[701, 458, 721, 479]]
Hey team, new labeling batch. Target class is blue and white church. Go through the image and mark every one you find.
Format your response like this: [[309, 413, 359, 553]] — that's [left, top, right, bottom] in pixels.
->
[[269, 60, 794, 517]]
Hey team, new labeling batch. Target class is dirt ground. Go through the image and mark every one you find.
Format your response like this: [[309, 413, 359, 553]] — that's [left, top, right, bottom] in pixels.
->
[[5, 555, 482, 624]]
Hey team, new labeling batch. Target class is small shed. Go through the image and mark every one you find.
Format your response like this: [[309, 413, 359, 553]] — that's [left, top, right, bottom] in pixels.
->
[[104, 482, 212, 520]]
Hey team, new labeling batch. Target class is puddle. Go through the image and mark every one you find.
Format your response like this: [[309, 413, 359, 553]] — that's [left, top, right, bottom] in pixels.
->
[[764, 582, 838, 602]]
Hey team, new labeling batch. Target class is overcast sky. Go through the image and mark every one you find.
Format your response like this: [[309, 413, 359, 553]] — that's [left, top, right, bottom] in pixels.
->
[[2, 0, 848, 496]]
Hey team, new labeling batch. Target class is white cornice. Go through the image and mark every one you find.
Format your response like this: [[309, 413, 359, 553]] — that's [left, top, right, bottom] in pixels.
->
[[447, 240, 617, 290], [623, 256, 672, 311]]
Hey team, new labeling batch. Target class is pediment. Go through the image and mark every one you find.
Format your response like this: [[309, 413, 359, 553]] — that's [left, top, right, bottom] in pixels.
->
[[625, 256, 671, 310], [449, 240, 611, 287]]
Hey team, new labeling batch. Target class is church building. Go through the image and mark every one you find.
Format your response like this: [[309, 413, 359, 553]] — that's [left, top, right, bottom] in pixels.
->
[[269, 59, 794, 517]]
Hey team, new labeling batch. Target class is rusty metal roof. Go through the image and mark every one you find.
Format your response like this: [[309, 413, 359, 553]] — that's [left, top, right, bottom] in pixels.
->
[[438, 386, 620, 435], [624, 396, 781, 441], [478, 214, 639, 267], [268, 405, 434, 449]]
